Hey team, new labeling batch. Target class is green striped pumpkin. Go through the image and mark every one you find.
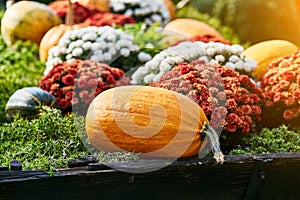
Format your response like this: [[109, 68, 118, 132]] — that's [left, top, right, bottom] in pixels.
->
[[5, 87, 55, 122]]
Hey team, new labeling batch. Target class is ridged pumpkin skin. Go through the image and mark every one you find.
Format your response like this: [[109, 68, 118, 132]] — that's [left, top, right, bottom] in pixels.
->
[[1, 1, 62, 46], [164, 18, 224, 39], [242, 39, 298, 81], [85, 85, 209, 158]]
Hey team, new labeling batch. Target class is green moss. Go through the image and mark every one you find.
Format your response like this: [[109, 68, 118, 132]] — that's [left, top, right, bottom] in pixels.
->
[[0, 108, 139, 173], [229, 125, 300, 155], [0, 108, 88, 172]]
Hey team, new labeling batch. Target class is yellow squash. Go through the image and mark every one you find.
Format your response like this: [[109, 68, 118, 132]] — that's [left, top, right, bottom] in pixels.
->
[[242, 39, 298, 81]]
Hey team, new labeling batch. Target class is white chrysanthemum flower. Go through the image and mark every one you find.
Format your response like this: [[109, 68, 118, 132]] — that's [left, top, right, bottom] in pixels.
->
[[113, 2, 126, 11], [103, 52, 113, 61], [82, 32, 98, 41], [159, 61, 172, 73], [208, 59, 218, 65], [68, 42, 78, 51], [215, 55, 225, 62], [229, 55, 240, 63], [82, 41, 92, 51], [44, 26, 144, 75], [48, 46, 59, 56], [124, 9, 133, 16], [59, 47, 67, 55], [243, 59, 257, 72], [231, 44, 244, 54], [58, 38, 71, 46], [93, 49, 103, 56], [120, 48, 130, 57], [91, 42, 102, 51], [130, 41, 257, 84], [206, 47, 217, 56], [144, 73, 156, 83], [66, 54, 73, 60], [72, 47, 83, 57], [138, 52, 152, 62], [234, 60, 245, 70], [109, 0, 171, 26], [90, 54, 103, 62], [225, 62, 236, 69], [109, 48, 117, 56], [199, 56, 209, 63]]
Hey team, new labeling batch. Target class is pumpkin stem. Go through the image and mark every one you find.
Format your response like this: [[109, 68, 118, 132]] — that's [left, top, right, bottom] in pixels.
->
[[66, 0, 74, 26], [201, 122, 225, 164]]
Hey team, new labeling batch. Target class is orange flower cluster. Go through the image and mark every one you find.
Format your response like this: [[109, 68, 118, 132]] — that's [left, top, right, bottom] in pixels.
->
[[39, 60, 124, 114], [261, 49, 300, 127], [150, 60, 265, 134]]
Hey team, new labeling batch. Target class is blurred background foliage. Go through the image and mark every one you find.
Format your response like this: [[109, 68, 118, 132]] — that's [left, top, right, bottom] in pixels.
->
[[2, 0, 300, 46], [175, 0, 300, 46]]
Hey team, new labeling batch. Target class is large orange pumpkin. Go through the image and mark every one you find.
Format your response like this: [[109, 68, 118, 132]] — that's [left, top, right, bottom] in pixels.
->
[[85, 85, 224, 161], [164, 18, 224, 39]]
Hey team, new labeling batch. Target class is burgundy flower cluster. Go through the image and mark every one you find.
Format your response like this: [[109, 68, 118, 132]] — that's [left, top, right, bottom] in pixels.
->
[[260, 49, 300, 127], [49, 1, 136, 27], [150, 60, 265, 134], [171, 34, 232, 47], [39, 60, 124, 114], [81, 12, 136, 27], [48, 1, 101, 24]]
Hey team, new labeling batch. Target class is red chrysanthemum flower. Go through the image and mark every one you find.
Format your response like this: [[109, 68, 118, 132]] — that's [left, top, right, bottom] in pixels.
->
[[82, 12, 136, 27], [39, 60, 125, 114], [48, 1, 101, 24], [62, 74, 75, 85], [292, 89, 300, 100], [150, 60, 265, 135]]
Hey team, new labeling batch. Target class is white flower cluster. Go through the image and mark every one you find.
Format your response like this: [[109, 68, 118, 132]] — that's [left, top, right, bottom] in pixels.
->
[[131, 41, 257, 84], [110, 0, 171, 26], [44, 26, 142, 75]]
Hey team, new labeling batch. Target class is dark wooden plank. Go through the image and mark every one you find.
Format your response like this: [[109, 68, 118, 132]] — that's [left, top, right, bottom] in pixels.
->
[[242, 153, 300, 200], [0, 155, 254, 200], [0, 153, 299, 200], [256, 158, 300, 200], [0, 170, 49, 183], [0, 163, 253, 200]]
